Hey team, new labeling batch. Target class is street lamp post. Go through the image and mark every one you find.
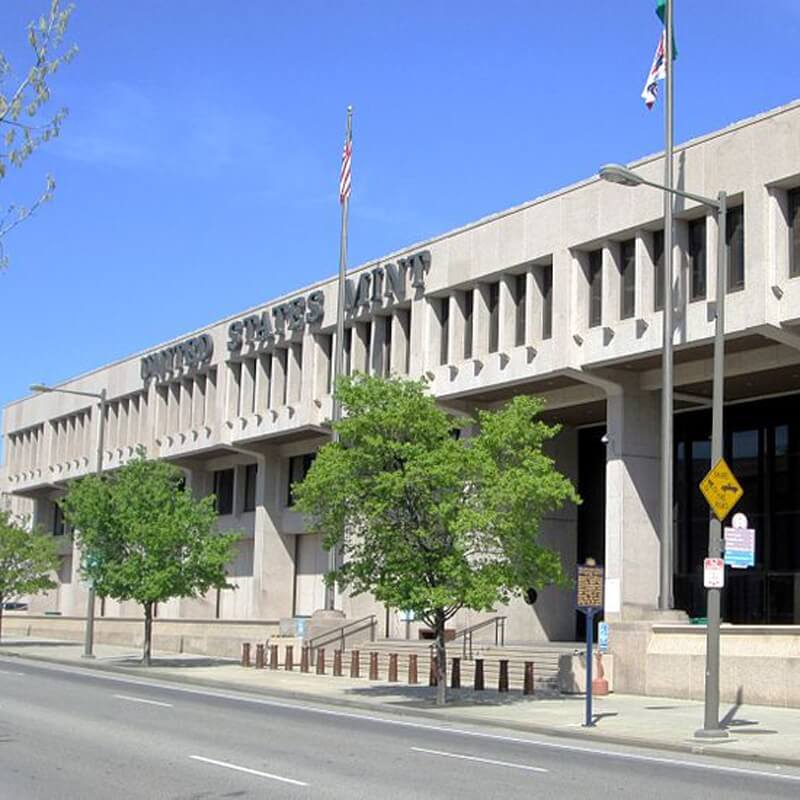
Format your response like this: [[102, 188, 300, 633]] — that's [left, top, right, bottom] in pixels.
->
[[30, 383, 107, 659], [598, 165, 729, 737]]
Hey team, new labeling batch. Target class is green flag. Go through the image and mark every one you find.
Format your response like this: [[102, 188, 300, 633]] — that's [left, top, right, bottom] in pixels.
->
[[656, 0, 678, 58]]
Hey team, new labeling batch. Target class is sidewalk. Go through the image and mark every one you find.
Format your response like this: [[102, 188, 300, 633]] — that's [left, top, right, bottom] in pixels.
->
[[2, 637, 798, 768]]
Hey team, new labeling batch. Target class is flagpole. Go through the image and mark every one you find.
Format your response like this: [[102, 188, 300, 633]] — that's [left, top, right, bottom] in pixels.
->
[[659, 0, 675, 611], [326, 104, 352, 612]]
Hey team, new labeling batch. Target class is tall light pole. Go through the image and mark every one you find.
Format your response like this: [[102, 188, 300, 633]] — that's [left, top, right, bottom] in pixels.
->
[[31, 383, 107, 659], [599, 164, 728, 737]]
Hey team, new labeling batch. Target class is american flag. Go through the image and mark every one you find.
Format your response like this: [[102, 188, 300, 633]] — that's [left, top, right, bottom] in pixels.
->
[[339, 134, 352, 204]]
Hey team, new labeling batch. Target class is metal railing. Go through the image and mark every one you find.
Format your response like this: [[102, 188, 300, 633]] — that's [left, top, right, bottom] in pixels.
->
[[306, 614, 377, 662], [450, 616, 507, 661]]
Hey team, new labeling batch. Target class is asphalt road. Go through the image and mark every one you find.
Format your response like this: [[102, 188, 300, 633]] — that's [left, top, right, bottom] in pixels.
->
[[1, 657, 799, 799]]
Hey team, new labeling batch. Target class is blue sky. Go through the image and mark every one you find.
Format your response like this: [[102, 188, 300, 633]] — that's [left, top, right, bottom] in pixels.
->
[[1, 1, 799, 439]]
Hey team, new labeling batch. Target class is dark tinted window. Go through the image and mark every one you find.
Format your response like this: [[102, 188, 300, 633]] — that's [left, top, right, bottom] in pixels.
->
[[487, 282, 500, 353], [789, 189, 800, 278], [620, 239, 636, 319], [727, 206, 745, 292], [653, 230, 665, 311], [689, 218, 707, 301], [213, 468, 235, 516], [53, 503, 65, 536], [588, 250, 602, 328], [463, 291, 474, 359], [243, 463, 257, 512], [287, 453, 316, 506], [540, 264, 553, 340]]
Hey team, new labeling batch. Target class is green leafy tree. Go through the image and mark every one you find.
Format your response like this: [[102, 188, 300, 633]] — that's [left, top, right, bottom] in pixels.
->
[[0, 510, 59, 641], [294, 375, 579, 705], [62, 455, 239, 665], [1, 0, 78, 268]]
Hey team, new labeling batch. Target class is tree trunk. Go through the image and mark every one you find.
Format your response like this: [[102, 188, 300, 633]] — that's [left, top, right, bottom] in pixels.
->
[[0, 595, 4, 643], [435, 608, 447, 706], [143, 602, 153, 666]]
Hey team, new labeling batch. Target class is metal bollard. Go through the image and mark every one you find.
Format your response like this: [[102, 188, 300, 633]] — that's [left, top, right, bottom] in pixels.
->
[[241, 642, 251, 668], [269, 643, 279, 670], [350, 650, 360, 678], [300, 646, 310, 673], [524, 661, 535, 695], [408, 653, 418, 685], [451, 657, 461, 689], [255, 643, 265, 670], [498, 659, 509, 692], [369, 652, 379, 681], [284, 644, 294, 671], [429, 654, 438, 687], [316, 648, 326, 675], [388, 653, 398, 682], [474, 658, 485, 691], [333, 649, 343, 677]]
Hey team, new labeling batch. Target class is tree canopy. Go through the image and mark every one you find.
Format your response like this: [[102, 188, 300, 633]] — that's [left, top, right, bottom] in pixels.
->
[[62, 454, 239, 664], [0, 509, 59, 640], [1, 0, 77, 268], [294, 374, 579, 703]]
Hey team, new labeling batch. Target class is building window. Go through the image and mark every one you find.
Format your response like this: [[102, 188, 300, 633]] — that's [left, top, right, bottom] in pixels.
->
[[789, 189, 800, 278], [397, 309, 411, 374], [514, 273, 526, 347], [587, 250, 603, 328], [243, 463, 257, 512], [487, 282, 500, 353], [727, 206, 745, 292], [463, 290, 474, 359], [383, 315, 393, 376], [619, 239, 636, 320], [652, 230, 665, 311], [318, 334, 333, 394], [213, 468, 235, 516], [689, 218, 707, 301], [438, 297, 450, 365], [362, 321, 372, 373], [540, 264, 553, 340], [343, 328, 353, 376], [53, 502, 65, 536], [287, 453, 316, 506]]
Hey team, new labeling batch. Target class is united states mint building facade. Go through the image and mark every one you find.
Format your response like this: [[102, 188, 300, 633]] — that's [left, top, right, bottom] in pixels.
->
[[4, 101, 800, 702]]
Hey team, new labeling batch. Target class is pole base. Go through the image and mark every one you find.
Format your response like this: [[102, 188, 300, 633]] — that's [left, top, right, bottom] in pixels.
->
[[693, 727, 729, 740], [81, 653, 96, 660]]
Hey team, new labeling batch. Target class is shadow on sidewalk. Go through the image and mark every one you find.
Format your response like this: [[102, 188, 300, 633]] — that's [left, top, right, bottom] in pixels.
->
[[342, 684, 565, 708], [112, 656, 236, 669], [0, 640, 78, 648]]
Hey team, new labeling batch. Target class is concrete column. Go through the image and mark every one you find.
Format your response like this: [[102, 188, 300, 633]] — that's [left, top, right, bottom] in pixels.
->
[[473, 285, 490, 357], [252, 448, 295, 618], [604, 385, 661, 620], [408, 297, 426, 377], [350, 322, 368, 374], [255, 353, 271, 412], [498, 275, 515, 353], [391, 309, 410, 375], [191, 377, 204, 429], [287, 342, 303, 405], [271, 349, 287, 409], [525, 269, 537, 345], [241, 359, 256, 416], [447, 293, 465, 365], [371, 315, 386, 376], [636, 232, 653, 318], [603, 243, 619, 327]]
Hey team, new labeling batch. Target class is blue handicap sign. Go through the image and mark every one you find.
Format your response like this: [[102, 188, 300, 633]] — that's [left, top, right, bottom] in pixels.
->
[[598, 621, 609, 653]]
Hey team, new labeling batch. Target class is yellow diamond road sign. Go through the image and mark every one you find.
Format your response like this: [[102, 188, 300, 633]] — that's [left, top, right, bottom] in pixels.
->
[[700, 457, 743, 521]]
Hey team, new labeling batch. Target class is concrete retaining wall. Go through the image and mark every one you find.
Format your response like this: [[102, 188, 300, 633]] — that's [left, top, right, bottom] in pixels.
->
[[1, 614, 280, 659], [611, 622, 800, 708]]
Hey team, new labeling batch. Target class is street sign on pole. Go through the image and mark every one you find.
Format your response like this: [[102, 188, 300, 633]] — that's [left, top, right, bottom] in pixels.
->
[[724, 527, 755, 568], [699, 458, 743, 521], [598, 622, 609, 653], [576, 560, 604, 728], [703, 558, 725, 589]]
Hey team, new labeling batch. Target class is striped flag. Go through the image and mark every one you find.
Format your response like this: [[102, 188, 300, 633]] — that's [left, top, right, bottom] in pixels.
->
[[641, 31, 666, 109], [339, 133, 352, 204]]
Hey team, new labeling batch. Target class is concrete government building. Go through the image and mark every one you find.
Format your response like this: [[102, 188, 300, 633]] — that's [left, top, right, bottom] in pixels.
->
[[4, 101, 800, 704]]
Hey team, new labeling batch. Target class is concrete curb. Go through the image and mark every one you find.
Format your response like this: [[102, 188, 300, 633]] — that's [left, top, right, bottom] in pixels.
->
[[3, 648, 799, 770]]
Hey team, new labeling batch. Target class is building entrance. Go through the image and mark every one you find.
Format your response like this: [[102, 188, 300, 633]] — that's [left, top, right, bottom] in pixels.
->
[[674, 394, 800, 624]]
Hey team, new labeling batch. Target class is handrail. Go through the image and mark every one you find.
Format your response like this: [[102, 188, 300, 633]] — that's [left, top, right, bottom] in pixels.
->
[[306, 614, 377, 660], [452, 616, 507, 660]]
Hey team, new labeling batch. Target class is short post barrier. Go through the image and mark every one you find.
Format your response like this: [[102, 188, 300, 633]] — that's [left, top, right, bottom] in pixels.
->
[[284, 644, 294, 672], [300, 646, 310, 673], [474, 658, 485, 691], [316, 648, 326, 675], [523, 661, 535, 695], [255, 643, 265, 670], [333, 649, 343, 677], [388, 653, 398, 682], [241, 642, 251, 668], [498, 659, 509, 692], [350, 650, 360, 678], [269, 643, 279, 670], [408, 653, 418, 685], [451, 657, 461, 689], [369, 651, 379, 681], [429, 654, 438, 687]]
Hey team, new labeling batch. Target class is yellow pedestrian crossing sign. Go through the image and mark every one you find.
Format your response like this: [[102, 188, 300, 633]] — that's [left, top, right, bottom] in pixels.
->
[[700, 458, 743, 521]]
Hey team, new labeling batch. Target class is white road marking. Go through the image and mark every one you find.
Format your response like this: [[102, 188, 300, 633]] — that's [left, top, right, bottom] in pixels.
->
[[10, 658, 800, 786], [0, 669, 25, 676], [190, 755, 308, 787], [113, 694, 173, 708], [412, 746, 548, 773]]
